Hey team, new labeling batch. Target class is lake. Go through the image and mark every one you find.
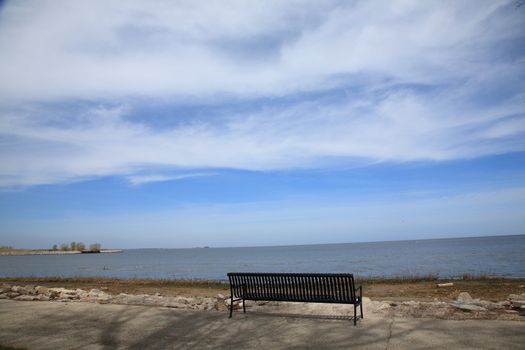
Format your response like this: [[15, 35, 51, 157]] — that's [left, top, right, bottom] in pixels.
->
[[1, 235, 524, 280]]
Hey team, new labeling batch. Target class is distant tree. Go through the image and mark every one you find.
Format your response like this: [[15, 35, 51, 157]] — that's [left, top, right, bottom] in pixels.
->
[[77, 242, 86, 251], [70, 242, 77, 251], [52, 244, 58, 251], [89, 243, 101, 252], [60, 243, 69, 251]]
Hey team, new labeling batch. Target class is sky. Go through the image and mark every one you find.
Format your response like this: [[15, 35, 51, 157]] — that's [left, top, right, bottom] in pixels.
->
[[0, 0, 524, 248]]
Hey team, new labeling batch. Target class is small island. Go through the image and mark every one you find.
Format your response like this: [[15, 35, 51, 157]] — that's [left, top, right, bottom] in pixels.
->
[[0, 242, 123, 256]]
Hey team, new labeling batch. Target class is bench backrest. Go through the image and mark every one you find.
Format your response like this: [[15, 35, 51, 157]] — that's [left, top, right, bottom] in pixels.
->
[[227, 272, 357, 303]]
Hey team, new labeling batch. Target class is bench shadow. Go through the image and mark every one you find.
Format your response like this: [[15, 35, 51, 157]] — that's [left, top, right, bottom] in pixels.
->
[[241, 310, 357, 322]]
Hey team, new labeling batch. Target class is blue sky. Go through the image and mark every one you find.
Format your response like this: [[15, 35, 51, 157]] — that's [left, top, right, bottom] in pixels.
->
[[0, 0, 524, 248]]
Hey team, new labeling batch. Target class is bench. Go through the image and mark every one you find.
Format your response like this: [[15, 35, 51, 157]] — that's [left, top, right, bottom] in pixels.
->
[[227, 272, 363, 325]]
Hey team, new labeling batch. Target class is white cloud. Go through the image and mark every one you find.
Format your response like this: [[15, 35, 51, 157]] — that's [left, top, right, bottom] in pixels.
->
[[0, 0, 522, 100], [0, 0, 524, 187], [127, 173, 215, 186]]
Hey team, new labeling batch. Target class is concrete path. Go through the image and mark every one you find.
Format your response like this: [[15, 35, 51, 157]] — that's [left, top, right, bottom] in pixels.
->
[[0, 300, 524, 349]]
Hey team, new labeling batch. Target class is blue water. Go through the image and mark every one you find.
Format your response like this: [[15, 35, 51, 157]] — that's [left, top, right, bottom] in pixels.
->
[[1, 235, 524, 280]]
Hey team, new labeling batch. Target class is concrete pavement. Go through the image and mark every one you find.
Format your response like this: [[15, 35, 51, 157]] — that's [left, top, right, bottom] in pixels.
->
[[0, 300, 524, 349]]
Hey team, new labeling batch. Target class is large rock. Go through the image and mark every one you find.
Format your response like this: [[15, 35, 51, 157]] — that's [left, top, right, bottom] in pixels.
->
[[456, 292, 473, 304], [451, 303, 487, 312], [86, 289, 111, 301], [35, 286, 49, 295], [24, 285, 37, 295], [11, 286, 26, 294], [6, 292, 21, 298]]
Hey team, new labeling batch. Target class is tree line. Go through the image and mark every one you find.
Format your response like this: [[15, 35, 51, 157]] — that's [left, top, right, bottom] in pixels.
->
[[51, 242, 101, 252]]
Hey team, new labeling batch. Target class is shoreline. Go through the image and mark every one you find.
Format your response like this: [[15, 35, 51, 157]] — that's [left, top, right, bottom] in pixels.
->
[[1, 278, 524, 323], [1, 276, 524, 302], [0, 249, 123, 256]]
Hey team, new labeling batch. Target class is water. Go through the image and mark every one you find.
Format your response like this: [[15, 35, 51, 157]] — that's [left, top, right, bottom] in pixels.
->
[[1, 235, 524, 280]]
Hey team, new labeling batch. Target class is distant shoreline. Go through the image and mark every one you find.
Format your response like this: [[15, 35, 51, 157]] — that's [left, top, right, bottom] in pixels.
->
[[0, 249, 123, 256]]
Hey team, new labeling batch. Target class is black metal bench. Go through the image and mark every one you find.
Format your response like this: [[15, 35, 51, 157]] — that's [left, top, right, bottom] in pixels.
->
[[227, 272, 363, 325]]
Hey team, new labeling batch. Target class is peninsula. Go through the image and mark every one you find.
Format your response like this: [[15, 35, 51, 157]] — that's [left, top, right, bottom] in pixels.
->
[[0, 243, 122, 256]]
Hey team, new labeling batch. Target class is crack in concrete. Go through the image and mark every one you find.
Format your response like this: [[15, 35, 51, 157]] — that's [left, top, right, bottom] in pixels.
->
[[384, 318, 394, 350]]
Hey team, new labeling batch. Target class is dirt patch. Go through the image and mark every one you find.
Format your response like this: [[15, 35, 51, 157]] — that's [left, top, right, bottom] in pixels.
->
[[361, 279, 525, 302]]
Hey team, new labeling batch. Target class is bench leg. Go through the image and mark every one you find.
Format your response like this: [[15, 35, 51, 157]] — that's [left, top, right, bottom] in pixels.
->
[[354, 305, 357, 326], [360, 302, 363, 319], [229, 296, 233, 318], [243, 298, 246, 313]]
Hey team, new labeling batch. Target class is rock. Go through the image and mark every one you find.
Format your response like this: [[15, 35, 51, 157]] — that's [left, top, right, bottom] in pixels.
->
[[498, 300, 511, 307], [61, 289, 77, 295], [508, 294, 522, 300], [38, 295, 50, 301], [35, 286, 49, 294], [456, 292, 473, 303], [87, 289, 110, 300], [429, 301, 448, 308], [47, 290, 60, 299], [14, 295, 38, 301], [437, 283, 454, 288], [225, 298, 240, 306], [402, 301, 419, 307], [6, 292, 21, 298], [377, 303, 391, 310], [154, 292, 161, 297], [0, 294, 8, 299], [176, 297, 190, 305], [216, 293, 225, 300], [476, 300, 501, 310], [451, 303, 487, 312], [510, 300, 525, 308], [24, 285, 37, 295], [11, 286, 26, 294], [504, 309, 518, 314]]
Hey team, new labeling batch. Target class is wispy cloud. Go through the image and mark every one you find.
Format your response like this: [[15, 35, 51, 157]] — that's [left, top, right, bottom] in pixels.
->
[[127, 173, 215, 186], [0, 0, 524, 187]]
